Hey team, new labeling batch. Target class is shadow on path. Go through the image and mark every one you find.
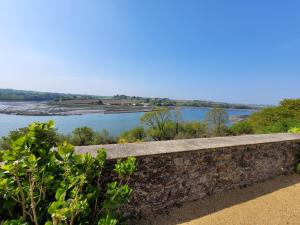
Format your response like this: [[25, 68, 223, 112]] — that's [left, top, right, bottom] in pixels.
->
[[135, 174, 300, 225]]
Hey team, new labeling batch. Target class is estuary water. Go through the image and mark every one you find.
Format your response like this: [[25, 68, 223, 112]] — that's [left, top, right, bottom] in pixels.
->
[[0, 108, 255, 137]]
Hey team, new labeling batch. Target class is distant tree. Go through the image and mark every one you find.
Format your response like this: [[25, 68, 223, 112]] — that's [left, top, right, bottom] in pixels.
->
[[118, 127, 146, 143], [229, 121, 254, 135], [96, 129, 117, 144], [176, 121, 207, 139], [70, 127, 96, 146], [140, 108, 173, 140], [205, 108, 229, 136]]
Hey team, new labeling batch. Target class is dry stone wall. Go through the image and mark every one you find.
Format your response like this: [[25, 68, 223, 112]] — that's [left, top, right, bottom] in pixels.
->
[[75, 133, 300, 215]]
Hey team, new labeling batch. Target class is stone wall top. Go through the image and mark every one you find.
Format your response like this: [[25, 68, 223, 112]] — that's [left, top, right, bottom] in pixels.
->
[[74, 133, 300, 159]]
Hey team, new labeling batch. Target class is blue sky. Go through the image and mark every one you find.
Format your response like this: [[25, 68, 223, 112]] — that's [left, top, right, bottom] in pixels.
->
[[0, 0, 300, 104]]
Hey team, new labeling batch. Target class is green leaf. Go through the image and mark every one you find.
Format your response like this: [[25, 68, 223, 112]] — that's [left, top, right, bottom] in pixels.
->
[[48, 120, 55, 129], [98, 214, 118, 225], [58, 142, 74, 158], [114, 156, 137, 178], [2, 218, 29, 225], [28, 154, 37, 164], [1, 164, 13, 172], [48, 201, 68, 214], [45, 221, 53, 225], [55, 188, 65, 201], [103, 182, 132, 210], [0, 178, 8, 190], [44, 175, 54, 184], [96, 148, 107, 163]]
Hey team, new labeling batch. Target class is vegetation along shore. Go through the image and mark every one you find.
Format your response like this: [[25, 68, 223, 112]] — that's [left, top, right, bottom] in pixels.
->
[[0, 88, 262, 116], [1, 98, 300, 150]]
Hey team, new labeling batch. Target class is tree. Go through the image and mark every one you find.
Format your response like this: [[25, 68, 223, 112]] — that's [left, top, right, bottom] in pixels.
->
[[176, 121, 207, 139], [205, 108, 229, 136], [70, 127, 97, 146], [229, 121, 254, 135], [96, 129, 117, 144], [118, 127, 146, 143], [140, 108, 173, 140]]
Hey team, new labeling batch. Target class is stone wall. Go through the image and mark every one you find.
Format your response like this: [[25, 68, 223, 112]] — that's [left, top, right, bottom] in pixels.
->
[[75, 133, 300, 215]]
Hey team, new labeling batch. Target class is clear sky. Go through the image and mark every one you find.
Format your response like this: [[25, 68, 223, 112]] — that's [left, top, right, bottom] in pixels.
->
[[0, 0, 300, 104]]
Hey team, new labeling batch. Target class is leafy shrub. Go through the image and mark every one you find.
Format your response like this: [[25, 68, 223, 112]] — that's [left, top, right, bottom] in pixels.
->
[[69, 127, 117, 146], [0, 121, 136, 225], [69, 126, 98, 146], [248, 99, 300, 133], [96, 129, 117, 144], [0, 126, 63, 150], [288, 127, 300, 134], [118, 127, 146, 143], [146, 121, 177, 141], [175, 121, 207, 139], [229, 121, 254, 135]]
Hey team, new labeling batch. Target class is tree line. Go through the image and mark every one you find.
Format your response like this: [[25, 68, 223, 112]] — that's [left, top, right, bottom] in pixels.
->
[[0, 88, 257, 110]]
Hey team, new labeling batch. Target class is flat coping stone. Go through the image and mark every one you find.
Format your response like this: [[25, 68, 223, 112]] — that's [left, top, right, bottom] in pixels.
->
[[74, 133, 300, 159]]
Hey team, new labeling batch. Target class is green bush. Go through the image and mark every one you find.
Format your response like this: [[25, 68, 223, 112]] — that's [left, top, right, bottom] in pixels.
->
[[288, 127, 300, 134], [229, 121, 254, 135], [0, 126, 64, 150], [0, 121, 136, 225], [175, 121, 207, 139], [248, 99, 300, 133], [69, 126, 98, 146], [118, 127, 146, 143], [69, 128, 117, 146], [96, 129, 117, 144]]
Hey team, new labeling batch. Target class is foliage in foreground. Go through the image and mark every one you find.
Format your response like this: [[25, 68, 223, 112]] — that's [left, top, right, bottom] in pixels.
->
[[0, 121, 136, 225], [0, 127, 117, 150]]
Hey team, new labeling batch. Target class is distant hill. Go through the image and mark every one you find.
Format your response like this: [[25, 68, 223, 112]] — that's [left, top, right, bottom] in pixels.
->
[[0, 89, 106, 101], [0, 88, 261, 109], [111, 94, 262, 109]]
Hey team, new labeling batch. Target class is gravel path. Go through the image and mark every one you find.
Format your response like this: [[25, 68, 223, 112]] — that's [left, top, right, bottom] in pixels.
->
[[139, 174, 300, 225]]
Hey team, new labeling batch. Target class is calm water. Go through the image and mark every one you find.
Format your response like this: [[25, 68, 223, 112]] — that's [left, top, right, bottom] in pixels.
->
[[0, 108, 254, 137]]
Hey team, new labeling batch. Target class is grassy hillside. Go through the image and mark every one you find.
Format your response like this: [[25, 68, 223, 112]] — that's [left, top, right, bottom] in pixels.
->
[[0, 88, 259, 109], [0, 89, 105, 101]]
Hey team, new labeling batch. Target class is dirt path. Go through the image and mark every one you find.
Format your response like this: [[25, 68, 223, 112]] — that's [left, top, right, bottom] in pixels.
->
[[138, 174, 300, 225]]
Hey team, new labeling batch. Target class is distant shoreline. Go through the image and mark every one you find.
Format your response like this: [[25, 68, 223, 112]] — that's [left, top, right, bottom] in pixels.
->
[[0, 101, 257, 116]]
